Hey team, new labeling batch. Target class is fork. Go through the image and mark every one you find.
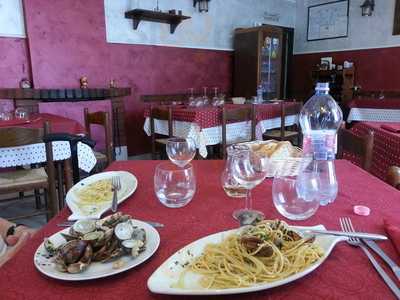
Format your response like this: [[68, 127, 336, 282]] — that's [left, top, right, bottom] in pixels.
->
[[111, 176, 121, 213], [340, 217, 400, 299]]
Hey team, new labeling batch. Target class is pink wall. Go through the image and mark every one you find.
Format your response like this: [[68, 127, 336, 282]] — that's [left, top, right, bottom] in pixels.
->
[[291, 47, 400, 101], [19, 0, 232, 155], [0, 37, 30, 87]]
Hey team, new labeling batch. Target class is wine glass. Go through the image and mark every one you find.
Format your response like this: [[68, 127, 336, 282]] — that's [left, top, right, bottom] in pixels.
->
[[231, 149, 269, 223], [212, 87, 219, 106], [188, 88, 195, 106], [166, 137, 196, 168], [202, 87, 209, 106]]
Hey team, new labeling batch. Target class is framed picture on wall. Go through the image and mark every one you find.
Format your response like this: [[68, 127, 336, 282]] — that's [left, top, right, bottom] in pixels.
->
[[307, 0, 349, 41]]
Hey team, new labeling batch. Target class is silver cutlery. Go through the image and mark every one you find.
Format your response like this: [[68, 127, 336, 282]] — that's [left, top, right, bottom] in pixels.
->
[[340, 217, 400, 299], [57, 220, 164, 228], [111, 176, 121, 213], [298, 228, 388, 241], [363, 239, 400, 281]]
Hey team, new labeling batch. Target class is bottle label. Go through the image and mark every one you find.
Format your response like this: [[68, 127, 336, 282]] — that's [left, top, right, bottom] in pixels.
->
[[303, 132, 337, 160]]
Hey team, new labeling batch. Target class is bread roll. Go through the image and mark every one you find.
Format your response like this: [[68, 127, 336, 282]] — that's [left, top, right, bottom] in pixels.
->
[[270, 141, 293, 159], [253, 140, 294, 159]]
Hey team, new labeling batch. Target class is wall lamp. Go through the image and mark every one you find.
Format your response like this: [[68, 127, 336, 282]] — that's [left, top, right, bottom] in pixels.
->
[[193, 0, 210, 13], [361, 0, 374, 17]]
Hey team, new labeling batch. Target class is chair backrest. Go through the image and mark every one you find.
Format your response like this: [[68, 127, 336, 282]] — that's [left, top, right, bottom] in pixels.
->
[[337, 126, 374, 171], [387, 166, 400, 190], [222, 105, 256, 158], [150, 106, 173, 155], [84, 108, 113, 165], [278, 100, 301, 137], [0, 122, 58, 217]]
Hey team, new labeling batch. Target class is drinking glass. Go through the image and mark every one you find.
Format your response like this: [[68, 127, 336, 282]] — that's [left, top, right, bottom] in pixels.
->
[[272, 175, 319, 220], [212, 87, 219, 106], [188, 88, 195, 106], [202, 87, 209, 106], [154, 162, 196, 208], [15, 107, 29, 120], [166, 137, 196, 168], [232, 149, 269, 222]]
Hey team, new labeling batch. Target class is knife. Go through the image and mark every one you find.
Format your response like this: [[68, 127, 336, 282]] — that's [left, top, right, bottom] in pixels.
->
[[57, 220, 165, 228], [300, 229, 388, 241], [363, 239, 400, 281]]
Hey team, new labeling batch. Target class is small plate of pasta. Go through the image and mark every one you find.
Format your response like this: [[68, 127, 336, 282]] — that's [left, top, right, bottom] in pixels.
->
[[147, 220, 347, 295], [66, 171, 138, 220]]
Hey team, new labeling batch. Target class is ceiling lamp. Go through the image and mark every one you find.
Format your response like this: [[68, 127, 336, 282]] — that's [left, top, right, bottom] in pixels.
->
[[193, 0, 210, 13], [361, 0, 374, 16]]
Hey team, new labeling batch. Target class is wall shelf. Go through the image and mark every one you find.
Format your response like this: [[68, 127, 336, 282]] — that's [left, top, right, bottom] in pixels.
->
[[125, 9, 191, 34]]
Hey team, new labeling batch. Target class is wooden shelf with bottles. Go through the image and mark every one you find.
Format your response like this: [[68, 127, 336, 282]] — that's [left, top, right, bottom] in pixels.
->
[[311, 67, 355, 104]]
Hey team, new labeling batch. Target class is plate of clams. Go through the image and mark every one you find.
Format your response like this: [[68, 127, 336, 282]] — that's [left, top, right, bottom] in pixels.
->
[[34, 213, 160, 281]]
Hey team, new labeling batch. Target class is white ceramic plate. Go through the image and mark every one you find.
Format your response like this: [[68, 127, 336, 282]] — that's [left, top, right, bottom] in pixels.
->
[[147, 225, 346, 296], [34, 219, 160, 281], [66, 171, 138, 220]]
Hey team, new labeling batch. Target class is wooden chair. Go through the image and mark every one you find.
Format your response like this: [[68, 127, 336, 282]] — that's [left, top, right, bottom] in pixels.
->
[[84, 108, 113, 169], [337, 126, 374, 171], [221, 105, 256, 159], [0, 122, 58, 221], [262, 100, 301, 145], [387, 166, 400, 190], [150, 106, 173, 159]]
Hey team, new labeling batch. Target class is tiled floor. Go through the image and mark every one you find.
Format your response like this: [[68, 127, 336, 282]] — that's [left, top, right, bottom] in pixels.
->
[[0, 193, 47, 229]]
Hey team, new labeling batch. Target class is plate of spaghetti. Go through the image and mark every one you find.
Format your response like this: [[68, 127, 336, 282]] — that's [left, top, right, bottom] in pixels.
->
[[147, 220, 346, 295], [66, 171, 137, 220]]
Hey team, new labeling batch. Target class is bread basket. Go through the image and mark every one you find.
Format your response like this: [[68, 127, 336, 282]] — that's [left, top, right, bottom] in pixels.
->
[[240, 140, 308, 177]]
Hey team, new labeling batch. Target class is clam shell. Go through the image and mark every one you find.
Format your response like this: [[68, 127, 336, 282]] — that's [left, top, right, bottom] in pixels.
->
[[73, 219, 96, 235], [115, 221, 134, 240]]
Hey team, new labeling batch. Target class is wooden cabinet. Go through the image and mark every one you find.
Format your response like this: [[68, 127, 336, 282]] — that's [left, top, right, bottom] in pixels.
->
[[311, 67, 355, 103], [233, 25, 293, 100]]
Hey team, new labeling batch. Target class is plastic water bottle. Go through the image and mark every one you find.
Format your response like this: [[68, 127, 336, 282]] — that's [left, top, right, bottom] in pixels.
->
[[297, 82, 343, 206], [256, 84, 263, 103]]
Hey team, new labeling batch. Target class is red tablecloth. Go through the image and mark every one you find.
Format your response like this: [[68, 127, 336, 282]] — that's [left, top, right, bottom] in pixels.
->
[[144, 103, 301, 129], [1, 160, 400, 299], [0, 113, 86, 135], [351, 122, 400, 181], [348, 99, 400, 109]]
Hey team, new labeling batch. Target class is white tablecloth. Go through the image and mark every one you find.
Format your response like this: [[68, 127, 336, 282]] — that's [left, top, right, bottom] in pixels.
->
[[143, 115, 298, 157], [347, 108, 400, 123], [0, 141, 97, 172]]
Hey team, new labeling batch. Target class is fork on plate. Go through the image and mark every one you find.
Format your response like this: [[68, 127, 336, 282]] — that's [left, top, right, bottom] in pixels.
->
[[111, 176, 121, 213], [339, 217, 400, 299]]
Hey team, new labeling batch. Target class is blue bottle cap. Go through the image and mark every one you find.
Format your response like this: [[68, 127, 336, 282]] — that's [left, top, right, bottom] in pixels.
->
[[315, 82, 330, 92]]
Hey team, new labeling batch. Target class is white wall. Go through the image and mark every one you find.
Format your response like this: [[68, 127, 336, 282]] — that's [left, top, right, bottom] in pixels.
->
[[294, 0, 400, 54], [0, 0, 25, 38], [104, 0, 296, 51]]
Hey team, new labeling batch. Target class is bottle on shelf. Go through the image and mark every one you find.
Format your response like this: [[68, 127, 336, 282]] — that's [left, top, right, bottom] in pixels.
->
[[296, 82, 343, 206]]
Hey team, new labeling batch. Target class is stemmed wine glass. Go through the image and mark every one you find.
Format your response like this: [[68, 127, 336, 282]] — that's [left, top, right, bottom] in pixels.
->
[[188, 88, 195, 106], [166, 137, 196, 168], [212, 87, 219, 106], [231, 149, 269, 223], [202, 87, 209, 106]]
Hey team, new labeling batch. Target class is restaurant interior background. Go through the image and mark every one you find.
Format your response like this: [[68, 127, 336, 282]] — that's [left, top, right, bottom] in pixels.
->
[[1, 0, 399, 156]]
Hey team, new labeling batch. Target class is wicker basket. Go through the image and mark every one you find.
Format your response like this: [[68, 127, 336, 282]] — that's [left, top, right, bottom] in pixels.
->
[[240, 140, 308, 177]]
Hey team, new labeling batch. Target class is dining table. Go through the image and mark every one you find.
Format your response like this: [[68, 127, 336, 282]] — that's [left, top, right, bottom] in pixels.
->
[[351, 121, 400, 181], [143, 103, 301, 157], [1, 159, 400, 299], [347, 98, 400, 123], [0, 113, 96, 173]]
